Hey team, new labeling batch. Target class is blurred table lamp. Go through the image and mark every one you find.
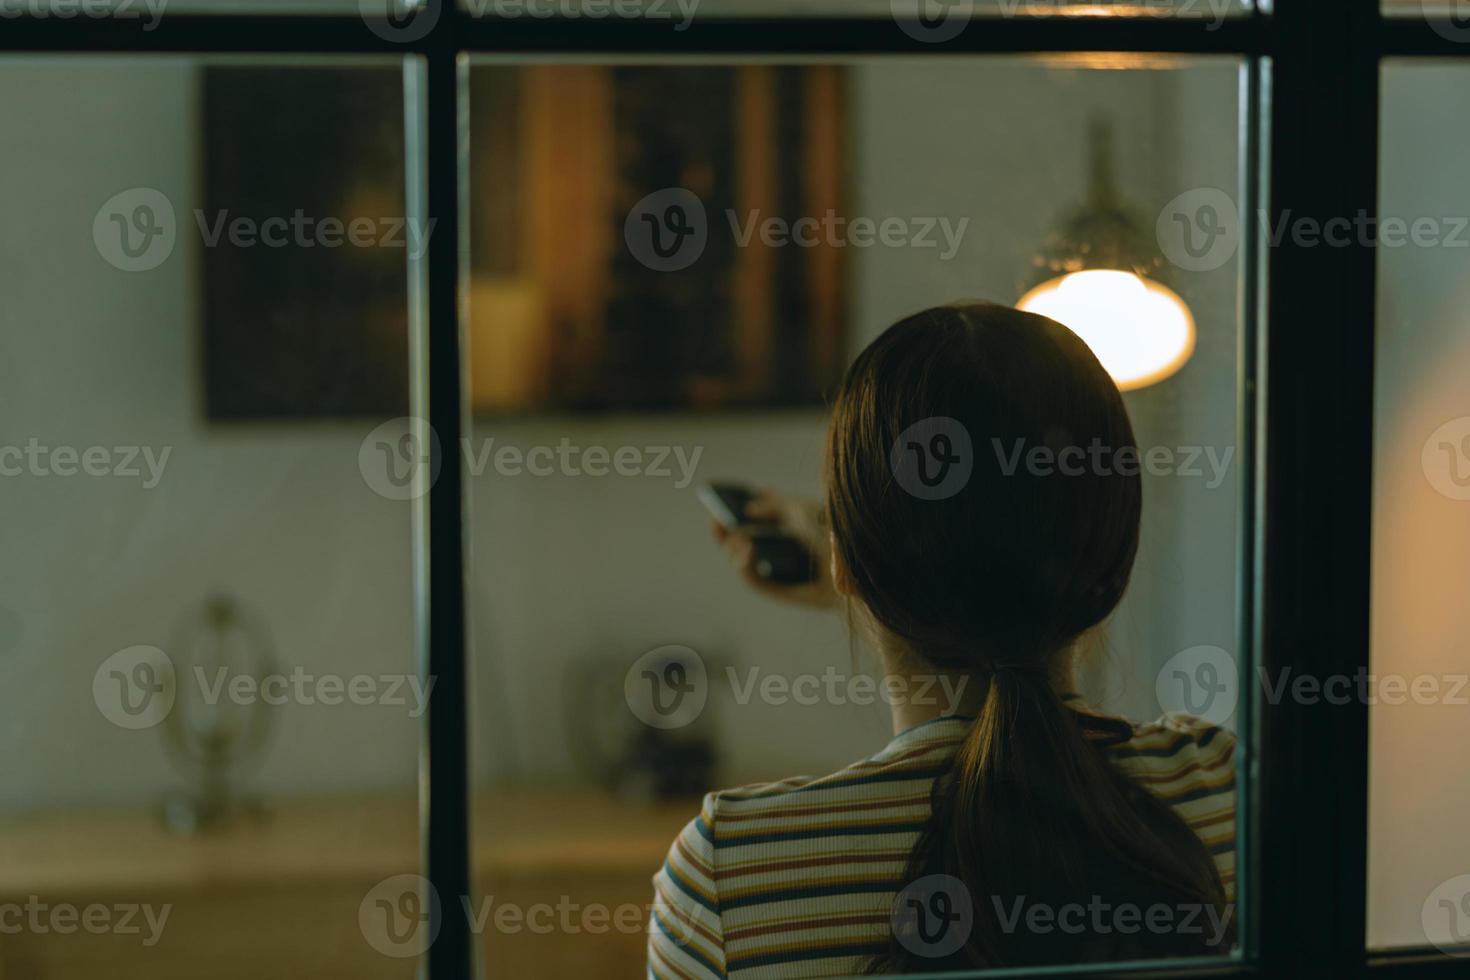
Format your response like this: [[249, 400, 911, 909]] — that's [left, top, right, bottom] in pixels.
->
[[1017, 118, 1195, 391]]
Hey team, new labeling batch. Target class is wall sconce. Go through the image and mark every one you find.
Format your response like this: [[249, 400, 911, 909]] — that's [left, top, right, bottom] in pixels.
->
[[1017, 118, 1195, 391]]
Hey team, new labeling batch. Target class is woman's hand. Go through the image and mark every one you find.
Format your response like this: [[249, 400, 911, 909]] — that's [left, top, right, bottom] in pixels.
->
[[710, 490, 841, 609]]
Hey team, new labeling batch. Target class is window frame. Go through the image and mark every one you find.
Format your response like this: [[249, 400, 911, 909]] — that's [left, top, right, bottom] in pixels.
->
[[6, 1, 1452, 977]]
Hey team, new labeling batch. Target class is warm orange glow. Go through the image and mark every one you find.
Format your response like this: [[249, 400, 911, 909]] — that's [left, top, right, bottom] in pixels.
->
[[1017, 269, 1196, 391]]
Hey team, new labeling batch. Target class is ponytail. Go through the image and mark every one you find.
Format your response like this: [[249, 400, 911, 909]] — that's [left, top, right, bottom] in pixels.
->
[[874, 665, 1230, 971]]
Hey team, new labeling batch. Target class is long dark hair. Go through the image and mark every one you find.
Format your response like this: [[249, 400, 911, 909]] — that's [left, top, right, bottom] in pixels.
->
[[824, 303, 1230, 970]]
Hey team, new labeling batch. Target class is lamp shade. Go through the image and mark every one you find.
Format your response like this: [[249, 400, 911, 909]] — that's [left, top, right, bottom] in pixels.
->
[[1017, 269, 1195, 391]]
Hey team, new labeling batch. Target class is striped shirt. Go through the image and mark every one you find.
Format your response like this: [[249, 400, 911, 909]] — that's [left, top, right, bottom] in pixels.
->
[[647, 708, 1236, 979]]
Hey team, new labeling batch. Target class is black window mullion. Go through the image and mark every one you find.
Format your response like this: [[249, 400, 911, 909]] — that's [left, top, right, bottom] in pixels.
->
[[1255, 0, 1379, 977], [419, 13, 476, 980], [0, 12, 1271, 55]]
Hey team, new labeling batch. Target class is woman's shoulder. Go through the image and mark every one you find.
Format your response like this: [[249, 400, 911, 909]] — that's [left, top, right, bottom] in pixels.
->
[[647, 723, 964, 979], [1070, 698, 1235, 762], [706, 715, 969, 817], [1122, 711, 1237, 754], [1110, 712, 1239, 901], [1103, 711, 1237, 803]]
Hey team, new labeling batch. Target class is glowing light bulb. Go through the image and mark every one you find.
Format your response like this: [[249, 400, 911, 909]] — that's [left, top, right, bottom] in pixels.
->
[[1017, 269, 1195, 391]]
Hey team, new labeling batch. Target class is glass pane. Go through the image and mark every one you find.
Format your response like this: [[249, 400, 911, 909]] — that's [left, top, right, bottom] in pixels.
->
[[465, 55, 1247, 977], [1370, 60, 1470, 955], [0, 56, 422, 979]]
